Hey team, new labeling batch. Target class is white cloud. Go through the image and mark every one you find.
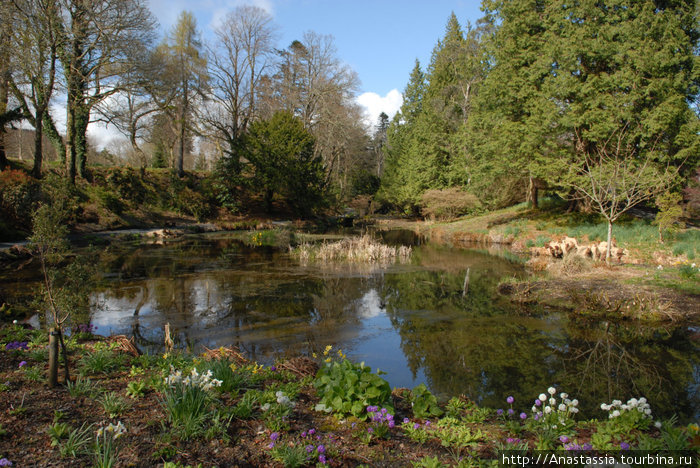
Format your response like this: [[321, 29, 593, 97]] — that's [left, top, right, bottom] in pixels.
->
[[356, 89, 403, 130]]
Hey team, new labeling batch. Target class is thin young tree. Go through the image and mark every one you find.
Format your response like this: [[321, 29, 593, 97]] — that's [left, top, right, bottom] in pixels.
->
[[567, 127, 678, 264], [30, 195, 93, 387]]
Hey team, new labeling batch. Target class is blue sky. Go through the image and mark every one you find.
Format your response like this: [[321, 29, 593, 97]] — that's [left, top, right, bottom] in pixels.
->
[[146, 0, 486, 127]]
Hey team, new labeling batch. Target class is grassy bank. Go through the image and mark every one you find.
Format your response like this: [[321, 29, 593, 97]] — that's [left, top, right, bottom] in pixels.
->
[[0, 323, 697, 467]]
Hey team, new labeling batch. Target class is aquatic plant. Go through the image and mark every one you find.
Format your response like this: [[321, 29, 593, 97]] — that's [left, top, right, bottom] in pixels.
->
[[292, 235, 411, 265]]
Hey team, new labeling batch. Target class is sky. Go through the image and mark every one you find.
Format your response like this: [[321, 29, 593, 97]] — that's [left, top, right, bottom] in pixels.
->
[[146, 0, 486, 128]]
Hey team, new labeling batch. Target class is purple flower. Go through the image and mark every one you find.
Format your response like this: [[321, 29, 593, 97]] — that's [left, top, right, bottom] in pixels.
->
[[301, 431, 307, 438], [497, 409, 504, 416], [308, 428, 316, 435], [620, 442, 630, 450], [270, 366, 277, 371], [18, 361, 27, 368], [535, 399, 542, 407], [388, 420, 395, 428], [317, 444, 325, 454], [582, 443, 593, 450], [534, 413, 540, 421], [519, 412, 527, 420], [424, 420, 431, 427], [270, 432, 279, 441], [305, 445, 314, 453], [508, 408, 514, 416], [267, 442, 275, 449], [413, 423, 420, 430], [403, 417, 409, 424], [367, 427, 373, 433], [319, 454, 327, 464], [0, 458, 11, 467], [507, 396, 514, 404], [559, 435, 569, 444], [506, 437, 520, 444]]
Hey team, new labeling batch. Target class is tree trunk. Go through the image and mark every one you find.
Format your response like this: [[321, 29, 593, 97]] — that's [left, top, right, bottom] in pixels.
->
[[65, 103, 76, 183], [32, 111, 44, 178], [43, 112, 65, 164], [48, 328, 59, 388], [528, 177, 539, 209], [75, 106, 89, 178], [0, 62, 8, 171], [58, 329, 70, 383], [606, 220, 613, 265]]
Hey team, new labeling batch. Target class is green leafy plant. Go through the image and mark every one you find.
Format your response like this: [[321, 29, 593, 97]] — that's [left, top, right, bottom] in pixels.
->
[[67, 376, 102, 398], [410, 384, 443, 419], [79, 349, 125, 375], [47, 422, 71, 446], [99, 392, 131, 418], [126, 380, 148, 399], [58, 422, 92, 458], [313, 356, 393, 419]]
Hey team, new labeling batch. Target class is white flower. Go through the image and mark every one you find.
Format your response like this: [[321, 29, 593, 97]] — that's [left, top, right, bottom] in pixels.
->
[[601, 403, 610, 411], [544, 406, 552, 414], [639, 397, 647, 404], [558, 404, 567, 412], [549, 398, 556, 406], [261, 403, 270, 411], [612, 400, 622, 406], [657, 265, 663, 270], [612, 410, 621, 418], [539, 394, 547, 402], [532, 405, 537, 413], [571, 399, 579, 407], [692, 263, 696, 268], [621, 404, 629, 411], [628, 398, 638, 407], [548, 387, 556, 395], [571, 407, 579, 414], [644, 408, 652, 416], [655, 421, 662, 429], [12, 320, 17, 324], [560, 393, 568, 399]]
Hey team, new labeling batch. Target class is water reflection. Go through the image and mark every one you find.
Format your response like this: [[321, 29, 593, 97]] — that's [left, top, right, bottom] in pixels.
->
[[1, 232, 697, 421]]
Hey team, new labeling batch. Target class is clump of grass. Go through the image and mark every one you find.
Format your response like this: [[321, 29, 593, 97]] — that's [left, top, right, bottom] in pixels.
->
[[292, 235, 411, 264], [547, 254, 592, 277]]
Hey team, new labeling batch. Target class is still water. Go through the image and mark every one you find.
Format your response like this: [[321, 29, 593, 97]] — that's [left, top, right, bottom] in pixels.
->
[[2, 230, 698, 421]]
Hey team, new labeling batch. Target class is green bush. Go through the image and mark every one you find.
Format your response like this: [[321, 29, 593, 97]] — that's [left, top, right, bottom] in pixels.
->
[[0, 169, 41, 229], [313, 358, 393, 419], [420, 188, 481, 221]]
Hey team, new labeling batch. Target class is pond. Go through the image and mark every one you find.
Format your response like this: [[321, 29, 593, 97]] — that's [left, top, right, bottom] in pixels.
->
[[1, 230, 698, 422]]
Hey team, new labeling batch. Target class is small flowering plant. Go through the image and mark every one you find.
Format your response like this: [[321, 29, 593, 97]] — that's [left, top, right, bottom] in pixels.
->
[[357, 406, 395, 443], [94, 421, 126, 468], [529, 387, 579, 432], [600, 397, 653, 431], [261, 391, 296, 431], [161, 365, 222, 438]]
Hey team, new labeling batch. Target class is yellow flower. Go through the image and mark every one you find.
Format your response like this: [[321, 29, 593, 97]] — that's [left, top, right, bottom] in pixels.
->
[[312, 352, 317, 359], [162, 353, 169, 359], [229, 363, 237, 372], [688, 423, 699, 434], [324, 357, 331, 363], [323, 344, 333, 356]]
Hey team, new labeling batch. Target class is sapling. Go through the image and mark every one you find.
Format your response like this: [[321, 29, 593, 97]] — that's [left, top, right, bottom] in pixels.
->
[[30, 203, 94, 387]]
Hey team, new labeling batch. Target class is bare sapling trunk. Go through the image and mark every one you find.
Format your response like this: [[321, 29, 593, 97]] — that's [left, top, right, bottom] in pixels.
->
[[48, 328, 59, 387]]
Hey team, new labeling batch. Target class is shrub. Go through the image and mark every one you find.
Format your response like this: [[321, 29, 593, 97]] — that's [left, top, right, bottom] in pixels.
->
[[0, 169, 41, 229], [420, 188, 481, 221]]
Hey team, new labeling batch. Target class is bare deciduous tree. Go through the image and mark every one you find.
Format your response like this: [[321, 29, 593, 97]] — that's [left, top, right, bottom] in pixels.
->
[[568, 127, 679, 263], [205, 5, 276, 174]]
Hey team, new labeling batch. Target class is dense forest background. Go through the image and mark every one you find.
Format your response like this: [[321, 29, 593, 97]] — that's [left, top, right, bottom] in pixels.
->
[[0, 0, 698, 233]]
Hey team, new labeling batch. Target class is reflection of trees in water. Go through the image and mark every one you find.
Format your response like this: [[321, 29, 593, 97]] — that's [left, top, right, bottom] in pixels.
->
[[562, 321, 698, 420]]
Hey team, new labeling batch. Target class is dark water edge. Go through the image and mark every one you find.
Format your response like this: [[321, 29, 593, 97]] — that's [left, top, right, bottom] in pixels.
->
[[1, 230, 697, 422]]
